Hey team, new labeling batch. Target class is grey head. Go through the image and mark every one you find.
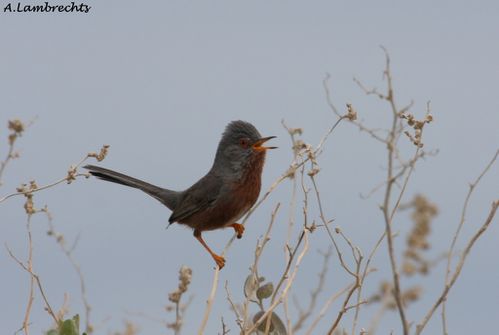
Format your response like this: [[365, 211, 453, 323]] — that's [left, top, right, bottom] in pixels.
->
[[212, 120, 276, 177]]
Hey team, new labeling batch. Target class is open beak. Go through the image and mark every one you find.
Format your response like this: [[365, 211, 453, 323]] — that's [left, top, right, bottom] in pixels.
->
[[252, 136, 277, 152]]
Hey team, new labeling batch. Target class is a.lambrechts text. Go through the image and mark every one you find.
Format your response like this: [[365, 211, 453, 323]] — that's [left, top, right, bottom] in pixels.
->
[[3, 2, 91, 13]]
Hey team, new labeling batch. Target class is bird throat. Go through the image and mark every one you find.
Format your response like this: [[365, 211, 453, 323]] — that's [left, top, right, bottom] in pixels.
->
[[239, 152, 266, 195]]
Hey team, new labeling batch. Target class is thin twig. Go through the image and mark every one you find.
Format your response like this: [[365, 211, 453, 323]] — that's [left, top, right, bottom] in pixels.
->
[[352, 230, 386, 335], [310, 175, 356, 277], [378, 46, 410, 335], [225, 281, 243, 332], [220, 317, 230, 335], [0, 133, 17, 185], [246, 229, 310, 335], [0, 145, 109, 204], [260, 229, 307, 334], [269, 231, 305, 306], [304, 283, 352, 335], [441, 149, 498, 334], [0, 118, 36, 185], [241, 203, 281, 329], [425, 149, 499, 334], [292, 248, 332, 332], [197, 267, 220, 335], [6, 244, 59, 325], [416, 200, 499, 334], [327, 250, 362, 335], [360, 149, 432, 200], [281, 120, 302, 335], [22, 215, 35, 335], [324, 72, 389, 145], [367, 295, 389, 334], [322, 73, 341, 117], [46, 210, 93, 333]]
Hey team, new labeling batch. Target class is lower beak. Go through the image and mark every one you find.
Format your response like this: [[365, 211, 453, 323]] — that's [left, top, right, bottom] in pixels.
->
[[252, 136, 277, 151]]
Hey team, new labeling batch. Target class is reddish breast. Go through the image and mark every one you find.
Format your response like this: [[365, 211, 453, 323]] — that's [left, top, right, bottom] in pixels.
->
[[235, 151, 266, 207], [191, 152, 266, 232]]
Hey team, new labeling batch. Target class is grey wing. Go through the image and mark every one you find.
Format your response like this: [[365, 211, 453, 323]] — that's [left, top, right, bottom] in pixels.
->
[[168, 173, 222, 224]]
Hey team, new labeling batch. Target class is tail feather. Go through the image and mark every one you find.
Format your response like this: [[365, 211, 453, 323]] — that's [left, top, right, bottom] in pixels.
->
[[84, 165, 179, 210]]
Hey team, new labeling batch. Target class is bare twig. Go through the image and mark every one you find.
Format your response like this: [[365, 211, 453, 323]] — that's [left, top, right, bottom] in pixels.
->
[[323, 75, 388, 144], [360, 149, 433, 200], [421, 149, 499, 334], [259, 228, 308, 335], [198, 267, 220, 335], [0, 145, 109, 204], [367, 293, 390, 334], [388, 104, 432, 224], [6, 242, 59, 327], [322, 73, 341, 117], [225, 281, 243, 332], [416, 200, 499, 334], [352, 230, 386, 335], [269, 231, 306, 306], [344, 300, 368, 312], [219, 317, 230, 335], [0, 119, 33, 186], [281, 120, 302, 334], [241, 203, 281, 328], [243, 167, 312, 334], [0, 133, 17, 185], [376, 46, 415, 335], [327, 250, 362, 335], [305, 280, 365, 335], [348, 48, 434, 335], [45, 209, 93, 333], [246, 228, 310, 335], [310, 175, 357, 277], [21, 215, 35, 335], [292, 248, 332, 332], [441, 149, 498, 334]]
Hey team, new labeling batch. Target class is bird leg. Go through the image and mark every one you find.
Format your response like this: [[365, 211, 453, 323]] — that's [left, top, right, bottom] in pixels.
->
[[230, 223, 245, 239], [194, 230, 226, 269]]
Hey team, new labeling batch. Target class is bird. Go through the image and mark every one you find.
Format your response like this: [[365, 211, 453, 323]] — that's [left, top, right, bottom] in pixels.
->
[[84, 120, 276, 269]]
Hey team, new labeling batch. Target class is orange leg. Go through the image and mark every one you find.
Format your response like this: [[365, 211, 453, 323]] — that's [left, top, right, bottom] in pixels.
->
[[194, 230, 225, 269], [230, 223, 245, 239]]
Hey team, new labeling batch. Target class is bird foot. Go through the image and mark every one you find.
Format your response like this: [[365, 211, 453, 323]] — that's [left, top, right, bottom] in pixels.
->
[[212, 253, 226, 269], [194, 231, 226, 269], [230, 223, 245, 239]]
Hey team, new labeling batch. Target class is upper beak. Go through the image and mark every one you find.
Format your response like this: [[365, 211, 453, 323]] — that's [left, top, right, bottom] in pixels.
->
[[252, 136, 277, 151]]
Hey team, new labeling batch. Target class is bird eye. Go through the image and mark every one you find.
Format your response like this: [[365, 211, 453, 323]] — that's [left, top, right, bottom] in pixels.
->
[[239, 138, 250, 148]]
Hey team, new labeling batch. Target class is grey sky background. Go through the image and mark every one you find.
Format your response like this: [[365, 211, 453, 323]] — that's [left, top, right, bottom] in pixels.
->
[[1, 1, 498, 334]]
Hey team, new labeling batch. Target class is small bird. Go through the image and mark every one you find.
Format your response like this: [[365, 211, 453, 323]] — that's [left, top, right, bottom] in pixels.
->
[[84, 120, 276, 269]]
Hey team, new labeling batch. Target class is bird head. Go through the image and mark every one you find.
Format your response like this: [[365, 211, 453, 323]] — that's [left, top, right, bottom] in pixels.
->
[[213, 120, 276, 175]]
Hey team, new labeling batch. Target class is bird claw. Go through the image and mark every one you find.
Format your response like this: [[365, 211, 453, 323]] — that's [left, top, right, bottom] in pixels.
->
[[212, 254, 226, 269], [231, 223, 245, 239]]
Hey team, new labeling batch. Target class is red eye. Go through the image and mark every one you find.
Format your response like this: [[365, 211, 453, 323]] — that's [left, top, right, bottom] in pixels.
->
[[239, 138, 250, 148]]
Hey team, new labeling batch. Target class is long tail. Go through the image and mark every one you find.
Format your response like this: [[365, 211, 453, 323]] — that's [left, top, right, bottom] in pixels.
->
[[83, 165, 179, 210]]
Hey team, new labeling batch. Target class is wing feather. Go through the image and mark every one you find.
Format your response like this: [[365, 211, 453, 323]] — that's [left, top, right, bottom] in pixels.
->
[[168, 173, 222, 223]]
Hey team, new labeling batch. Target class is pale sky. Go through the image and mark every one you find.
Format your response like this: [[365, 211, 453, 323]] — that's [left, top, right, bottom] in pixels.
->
[[1, 1, 498, 334]]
